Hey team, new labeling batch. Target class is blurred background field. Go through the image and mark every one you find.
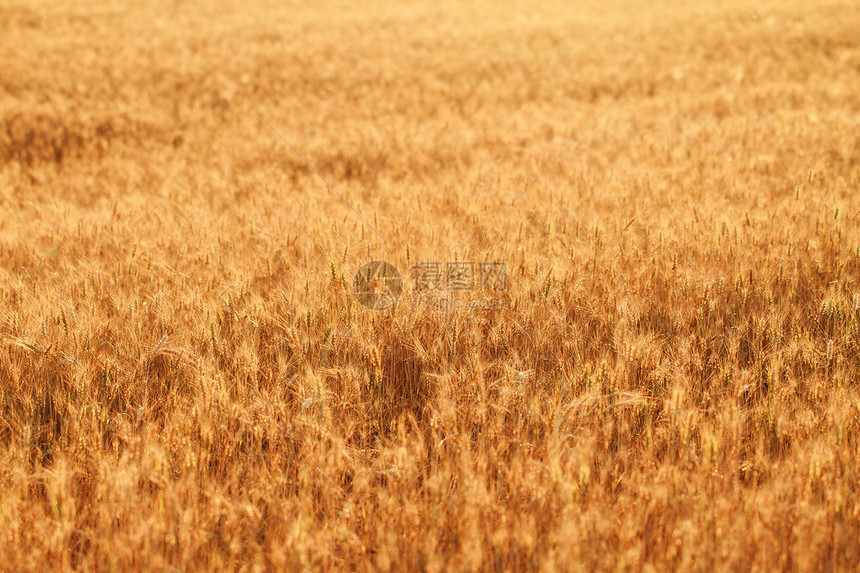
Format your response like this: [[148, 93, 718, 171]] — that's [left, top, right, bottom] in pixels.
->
[[1, 0, 859, 570]]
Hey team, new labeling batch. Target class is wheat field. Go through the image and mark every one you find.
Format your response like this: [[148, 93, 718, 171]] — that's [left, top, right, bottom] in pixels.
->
[[1, 0, 859, 570]]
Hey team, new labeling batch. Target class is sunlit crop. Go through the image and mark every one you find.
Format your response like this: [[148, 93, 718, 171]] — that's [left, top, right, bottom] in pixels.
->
[[1, 0, 859, 569]]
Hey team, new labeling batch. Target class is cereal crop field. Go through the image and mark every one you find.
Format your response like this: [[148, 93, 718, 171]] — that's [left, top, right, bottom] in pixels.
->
[[1, 0, 860, 570]]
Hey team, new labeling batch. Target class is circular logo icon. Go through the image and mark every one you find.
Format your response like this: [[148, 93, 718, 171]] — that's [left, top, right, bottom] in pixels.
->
[[353, 261, 403, 311]]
